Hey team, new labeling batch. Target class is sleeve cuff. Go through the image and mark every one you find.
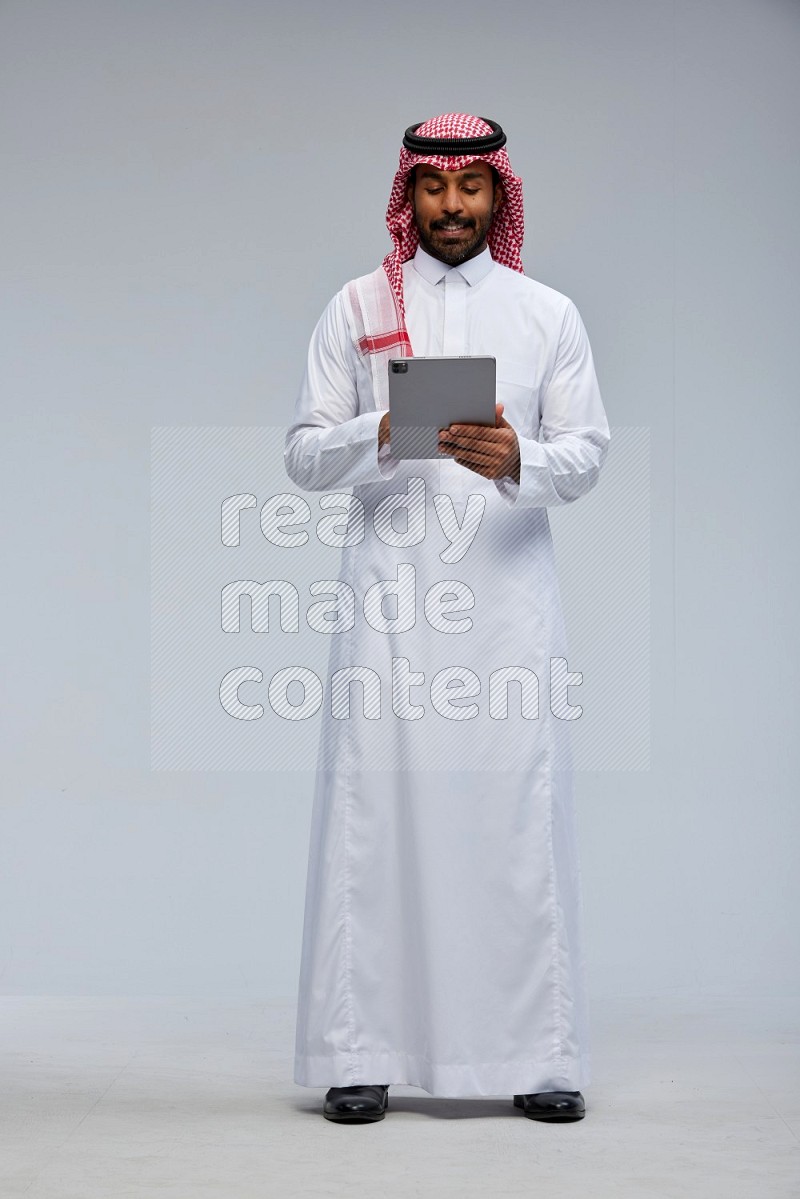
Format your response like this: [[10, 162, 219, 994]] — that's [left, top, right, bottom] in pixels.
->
[[493, 427, 610, 508], [492, 434, 535, 506], [336, 410, 402, 486], [377, 425, 402, 479], [493, 473, 521, 503]]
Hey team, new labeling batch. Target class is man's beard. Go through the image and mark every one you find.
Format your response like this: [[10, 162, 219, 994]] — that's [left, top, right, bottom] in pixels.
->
[[416, 209, 494, 266]]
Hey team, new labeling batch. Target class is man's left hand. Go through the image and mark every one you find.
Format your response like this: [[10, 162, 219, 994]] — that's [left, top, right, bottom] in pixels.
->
[[438, 403, 520, 483]]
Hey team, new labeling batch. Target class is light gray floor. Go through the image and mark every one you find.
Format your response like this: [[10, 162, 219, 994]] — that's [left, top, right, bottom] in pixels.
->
[[1, 995, 797, 1198]]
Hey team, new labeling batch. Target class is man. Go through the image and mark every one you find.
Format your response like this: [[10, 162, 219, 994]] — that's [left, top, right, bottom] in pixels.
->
[[284, 113, 610, 1124]]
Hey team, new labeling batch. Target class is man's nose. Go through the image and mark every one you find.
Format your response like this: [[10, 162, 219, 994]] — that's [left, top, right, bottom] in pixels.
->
[[442, 189, 464, 214]]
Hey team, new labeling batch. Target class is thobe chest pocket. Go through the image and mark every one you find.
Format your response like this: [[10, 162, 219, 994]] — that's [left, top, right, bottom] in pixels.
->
[[495, 356, 540, 438]]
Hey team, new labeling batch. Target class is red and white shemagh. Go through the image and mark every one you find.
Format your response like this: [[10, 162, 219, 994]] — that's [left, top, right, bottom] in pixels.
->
[[382, 113, 525, 344]]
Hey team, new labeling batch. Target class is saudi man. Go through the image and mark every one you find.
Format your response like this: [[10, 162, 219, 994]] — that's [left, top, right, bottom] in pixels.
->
[[284, 113, 610, 1124]]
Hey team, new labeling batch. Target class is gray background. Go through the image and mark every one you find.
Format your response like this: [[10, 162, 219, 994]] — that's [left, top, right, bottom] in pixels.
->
[[1, 0, 797, 1002]]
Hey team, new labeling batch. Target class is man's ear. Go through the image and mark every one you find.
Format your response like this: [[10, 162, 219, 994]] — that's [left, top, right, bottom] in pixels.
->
[[493, 180, 505, 212], [406, 179, 416, 209]]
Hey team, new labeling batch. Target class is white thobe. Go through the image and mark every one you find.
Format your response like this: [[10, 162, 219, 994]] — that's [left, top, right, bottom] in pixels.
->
[[285, 243, 610, 1097]]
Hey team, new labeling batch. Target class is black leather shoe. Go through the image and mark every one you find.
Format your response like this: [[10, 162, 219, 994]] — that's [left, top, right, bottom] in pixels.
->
[[323, 1084, 389, 1123], [513, 1091, 585, 1121]]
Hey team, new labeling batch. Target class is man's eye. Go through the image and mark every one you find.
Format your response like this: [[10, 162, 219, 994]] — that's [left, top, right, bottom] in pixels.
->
[[425, 188, 443, 194], [463, 189, 479, 195]]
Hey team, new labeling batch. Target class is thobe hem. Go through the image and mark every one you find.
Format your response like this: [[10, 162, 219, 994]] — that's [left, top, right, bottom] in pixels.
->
[[293, 1049, 591, 1098]]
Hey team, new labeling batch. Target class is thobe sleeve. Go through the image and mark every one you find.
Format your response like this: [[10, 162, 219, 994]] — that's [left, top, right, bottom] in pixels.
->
[[284, 290, 403, 491], [493, 298, 610, 507]]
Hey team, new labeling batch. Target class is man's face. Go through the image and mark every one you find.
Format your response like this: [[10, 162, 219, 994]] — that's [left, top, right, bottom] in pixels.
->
[[406, 160, 503, 266]]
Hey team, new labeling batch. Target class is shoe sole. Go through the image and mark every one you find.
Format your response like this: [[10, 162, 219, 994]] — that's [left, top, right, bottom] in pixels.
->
[[513, 1094, 584, 1121], [322, 1096, 388, 1123], [323, 1110, 386, 1122], [519, 1110, 585, 1122]]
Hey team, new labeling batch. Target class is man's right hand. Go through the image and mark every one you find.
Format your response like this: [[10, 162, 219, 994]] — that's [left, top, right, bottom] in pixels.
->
[[378, 411, 390, 450]]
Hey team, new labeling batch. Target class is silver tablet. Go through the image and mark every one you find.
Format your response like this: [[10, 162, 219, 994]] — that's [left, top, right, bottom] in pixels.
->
[[387, 355, 496, 459]]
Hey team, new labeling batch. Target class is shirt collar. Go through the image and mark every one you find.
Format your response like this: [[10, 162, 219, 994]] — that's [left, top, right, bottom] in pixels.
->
[[412, 242, 495, 287]]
